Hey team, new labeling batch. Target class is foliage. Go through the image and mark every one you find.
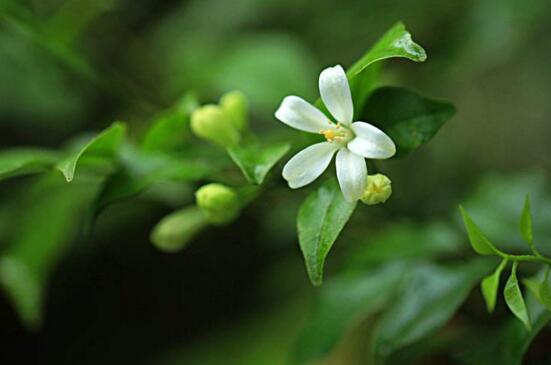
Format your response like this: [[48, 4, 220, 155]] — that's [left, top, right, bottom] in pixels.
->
[[1, 1, 550, 365]]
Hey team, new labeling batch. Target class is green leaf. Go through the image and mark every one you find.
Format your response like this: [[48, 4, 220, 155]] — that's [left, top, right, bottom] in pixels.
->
[[373, 259, 491, 362], [519, 194, 534, 246], [361, 87, 455, 157], [94, 146, 216, 212], [293, 263, 406, 364], [347, 22, 427, 78], [347, 22, 426, 114], [141, 93, 199, 153], [481, 258, 508, 312], [228, 141, 290, 185], [459, 206, 502, 255], [0, 148, 59, 181], [538, 267, 551, 311], [504, 262, 532, 331], [151, 206, 209, 252], [57, 122, 126, 182], [297, 179, 357, 286], [0, 174, 99, 329]]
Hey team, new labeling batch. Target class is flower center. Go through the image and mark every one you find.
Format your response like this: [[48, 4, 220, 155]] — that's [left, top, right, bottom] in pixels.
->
[[321, 123, 353, 144]]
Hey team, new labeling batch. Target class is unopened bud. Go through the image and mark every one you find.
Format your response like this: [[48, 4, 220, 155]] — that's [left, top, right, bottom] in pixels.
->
[[360, 174, 392, 205], [151, 206, 207, 253], [220, 90, 248, 131], [190, 105, 240, 147], [195, 183, 240, 224]]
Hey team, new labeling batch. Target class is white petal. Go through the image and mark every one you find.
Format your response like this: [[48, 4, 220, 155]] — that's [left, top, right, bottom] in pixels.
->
[[319, 65, 353, 125], [275, 96, 333, 133], [336, 148, 367, 202], [347, 122, 396, 159], [282, 142, 338, 188]]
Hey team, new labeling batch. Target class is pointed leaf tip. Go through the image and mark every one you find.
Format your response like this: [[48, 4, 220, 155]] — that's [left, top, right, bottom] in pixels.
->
[[520, 194, 533, 245], [459, 206, 501, 255], [504, 262, 532, 331]]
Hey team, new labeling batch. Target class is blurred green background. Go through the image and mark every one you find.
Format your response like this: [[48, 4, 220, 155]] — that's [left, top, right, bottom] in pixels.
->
[[1, 0, 551, 364]]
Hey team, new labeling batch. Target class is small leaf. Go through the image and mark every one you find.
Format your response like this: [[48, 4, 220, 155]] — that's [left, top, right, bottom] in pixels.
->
[[538, 267, 551, 311], [481, 258, 508, 312], [347, 22, 427, 78], [347, 22, 426, 114], [373, 259, 491, 361], [228, 141, 290, 185], [504, 262, 532, 331], [57, 122, 126, 182], [151, 206, 208, 252], [297, 179, 357, 286], [519, 194, 533, 245], [141, 93, 199, 153], [361, 87, 455, 157], [0, 148, 59, 181], [459, 206, 502, 255]]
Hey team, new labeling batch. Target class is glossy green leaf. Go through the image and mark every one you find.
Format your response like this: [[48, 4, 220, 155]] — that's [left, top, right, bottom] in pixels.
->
[[538, 267, 551, 311], [373, 259, 491, 362], [347, 22, 427, 78], [504, 262, 531, 331], [297, 179, 357, 286], [151, 206, 209, 252], [459, 206, 502, 255], [0, 148, 59, 181], [481, 258, 508, 312], [141, 93, 199, 153], [519, 194, 534, 247], [0, 174, 99, 329], [293, 263, 405, 364], [347, 22, 426, 114], [228, 141, 290, 185], [362, 87, 455, 157], [57, 122, 126, 182]]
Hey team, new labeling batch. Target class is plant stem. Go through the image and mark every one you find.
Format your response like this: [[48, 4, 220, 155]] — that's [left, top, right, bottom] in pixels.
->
[[502, 253, 551, 266]]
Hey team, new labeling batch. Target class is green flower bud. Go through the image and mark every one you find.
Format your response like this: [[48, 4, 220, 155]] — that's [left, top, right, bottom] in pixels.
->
[[151, 206, 207, 253], [190, 105, 240, 147], [195, 183, 240, 225], [360, 174, 392, 205], [220, 90, 248, 131]]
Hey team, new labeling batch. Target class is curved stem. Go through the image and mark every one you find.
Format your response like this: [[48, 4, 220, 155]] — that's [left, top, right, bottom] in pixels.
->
[[501, 253, 551, 266]]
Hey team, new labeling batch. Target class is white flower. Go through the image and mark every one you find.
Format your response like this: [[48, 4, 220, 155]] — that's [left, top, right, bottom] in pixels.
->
[[274, 65, 396, 202]]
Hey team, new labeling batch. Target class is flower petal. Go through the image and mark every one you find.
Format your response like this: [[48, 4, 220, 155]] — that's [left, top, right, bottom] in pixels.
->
[[336, 148, 367, 202], [275, 96, 333, 133], [347, 122, 396, 159], [282, 142, 338, 188], [319, 65, 353, 125]]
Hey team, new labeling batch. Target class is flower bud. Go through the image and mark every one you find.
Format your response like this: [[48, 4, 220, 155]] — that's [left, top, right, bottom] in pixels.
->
[[195, 183, 240, 224], [220, 90, 248, 131], [151, 206, 207, 253], [360, 174, 392, 205], [190, 105, 240, 147]]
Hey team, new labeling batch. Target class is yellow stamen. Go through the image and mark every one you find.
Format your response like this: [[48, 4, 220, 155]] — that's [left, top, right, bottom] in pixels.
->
[[322, 129, 337, 141]]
